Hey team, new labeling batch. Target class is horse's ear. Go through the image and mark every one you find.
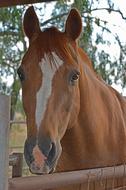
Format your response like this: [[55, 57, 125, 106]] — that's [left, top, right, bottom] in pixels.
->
[[23, 6, 40, 40], [65, 9, 82, 41]]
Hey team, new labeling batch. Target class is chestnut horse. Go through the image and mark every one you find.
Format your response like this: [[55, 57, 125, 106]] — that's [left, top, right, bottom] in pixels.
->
[[18, 6, 126, 189]]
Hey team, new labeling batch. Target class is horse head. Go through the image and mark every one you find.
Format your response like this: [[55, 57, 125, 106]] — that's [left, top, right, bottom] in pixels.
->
[[18, 7, 82, 174]]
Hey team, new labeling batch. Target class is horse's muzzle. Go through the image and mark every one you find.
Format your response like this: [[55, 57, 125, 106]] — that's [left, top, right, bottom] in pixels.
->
[[24, 137, 62, 174], [30, 160, 52, 174]]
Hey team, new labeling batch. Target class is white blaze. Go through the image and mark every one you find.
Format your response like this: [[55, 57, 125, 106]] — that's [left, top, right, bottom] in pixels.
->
[[35, 52, 63, 129]]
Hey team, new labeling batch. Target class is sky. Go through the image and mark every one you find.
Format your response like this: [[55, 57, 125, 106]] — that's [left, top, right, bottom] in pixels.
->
[[89, 0, 126, 95], [90, 0, 126, 95]]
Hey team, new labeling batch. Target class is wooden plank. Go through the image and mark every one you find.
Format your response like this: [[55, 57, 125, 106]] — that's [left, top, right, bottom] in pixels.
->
[[9, 154, 19, 166], [0, 0, 56, 8], [9, 165, 126, 190], [9, 153, 23, 178], [12, 153, 23, 178], [0, 95, 10, 190], [10, 120, 26, 124], [112, 186, 126, 190]]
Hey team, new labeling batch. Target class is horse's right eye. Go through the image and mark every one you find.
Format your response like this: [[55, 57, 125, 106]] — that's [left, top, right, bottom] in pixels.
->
[[17, 67, 25, 82]]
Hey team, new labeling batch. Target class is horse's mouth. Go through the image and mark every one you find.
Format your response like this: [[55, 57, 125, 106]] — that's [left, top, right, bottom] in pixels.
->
[[29, 159, 56, 175], [30, 162, 52, 174], [29, 150, 60, 175]]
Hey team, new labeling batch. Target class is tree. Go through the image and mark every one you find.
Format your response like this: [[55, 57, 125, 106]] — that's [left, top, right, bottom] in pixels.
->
[[50, 0, 126, 88], [0, 6, 26, 119]]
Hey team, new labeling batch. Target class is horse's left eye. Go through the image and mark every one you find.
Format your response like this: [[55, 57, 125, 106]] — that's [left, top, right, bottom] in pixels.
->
[[71, 73, 79, 81], [17, 67, 25, 82], [69, 70, 80, 85]]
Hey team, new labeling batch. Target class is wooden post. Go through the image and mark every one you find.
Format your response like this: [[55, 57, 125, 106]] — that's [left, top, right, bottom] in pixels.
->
[[0, 95, 10, 190], [12, 153, 23, 178], [9, 153, 23, 178]]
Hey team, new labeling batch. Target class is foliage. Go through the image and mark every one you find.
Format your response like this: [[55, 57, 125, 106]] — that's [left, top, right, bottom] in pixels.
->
[[0, 6, 26, 119], [0, 0, 126, 119], [51, 0, 126, 88]]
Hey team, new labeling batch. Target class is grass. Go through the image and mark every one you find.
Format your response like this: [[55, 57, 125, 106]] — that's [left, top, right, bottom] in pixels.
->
[[9, 123, 26, 150]]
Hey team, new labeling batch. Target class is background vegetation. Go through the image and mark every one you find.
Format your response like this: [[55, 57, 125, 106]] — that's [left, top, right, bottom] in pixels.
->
[[0, 0, 126, 120]]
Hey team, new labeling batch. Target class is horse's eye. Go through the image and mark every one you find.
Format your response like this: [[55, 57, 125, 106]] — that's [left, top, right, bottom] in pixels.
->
[[17, 67, 25, 82], [70, 70, 80, 85]]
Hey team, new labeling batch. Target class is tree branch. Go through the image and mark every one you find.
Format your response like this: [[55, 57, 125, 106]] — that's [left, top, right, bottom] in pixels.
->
[[41, 13, 67, 27], [0, 31, 18, 36], [41, 7, 126, 28], [89, 8, 126, 20]]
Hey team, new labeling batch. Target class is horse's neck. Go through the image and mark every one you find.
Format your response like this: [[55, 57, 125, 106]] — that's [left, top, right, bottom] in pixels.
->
[[57, 63, 126, 172]]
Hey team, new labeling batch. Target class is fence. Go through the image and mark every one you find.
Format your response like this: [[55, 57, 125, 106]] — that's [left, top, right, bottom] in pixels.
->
[[0, 94, 10, 190], [9, 153, 23, 178], [8, 165, 126, 190], [8, 106, 126, 189], [0, 0, 56, 8], [1, 94, 126, 190], [9, 120, 29, 177]]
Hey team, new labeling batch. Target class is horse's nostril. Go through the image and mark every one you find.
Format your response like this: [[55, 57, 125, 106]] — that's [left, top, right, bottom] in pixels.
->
[[48, 142, 56, 163], [38, 136, 53, 157]]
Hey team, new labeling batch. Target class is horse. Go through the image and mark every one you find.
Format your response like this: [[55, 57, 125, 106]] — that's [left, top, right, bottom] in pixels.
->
[[18, 6, 126, 189]]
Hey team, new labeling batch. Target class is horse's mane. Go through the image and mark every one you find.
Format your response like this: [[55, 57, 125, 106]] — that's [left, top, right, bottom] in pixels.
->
[[36, 27, 80, 68]]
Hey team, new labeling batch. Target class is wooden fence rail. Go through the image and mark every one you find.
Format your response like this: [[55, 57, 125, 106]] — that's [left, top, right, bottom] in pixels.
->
[[0, 0, 56, 8], [10, 120, 26, 124], [8, 165, 126, 190]]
